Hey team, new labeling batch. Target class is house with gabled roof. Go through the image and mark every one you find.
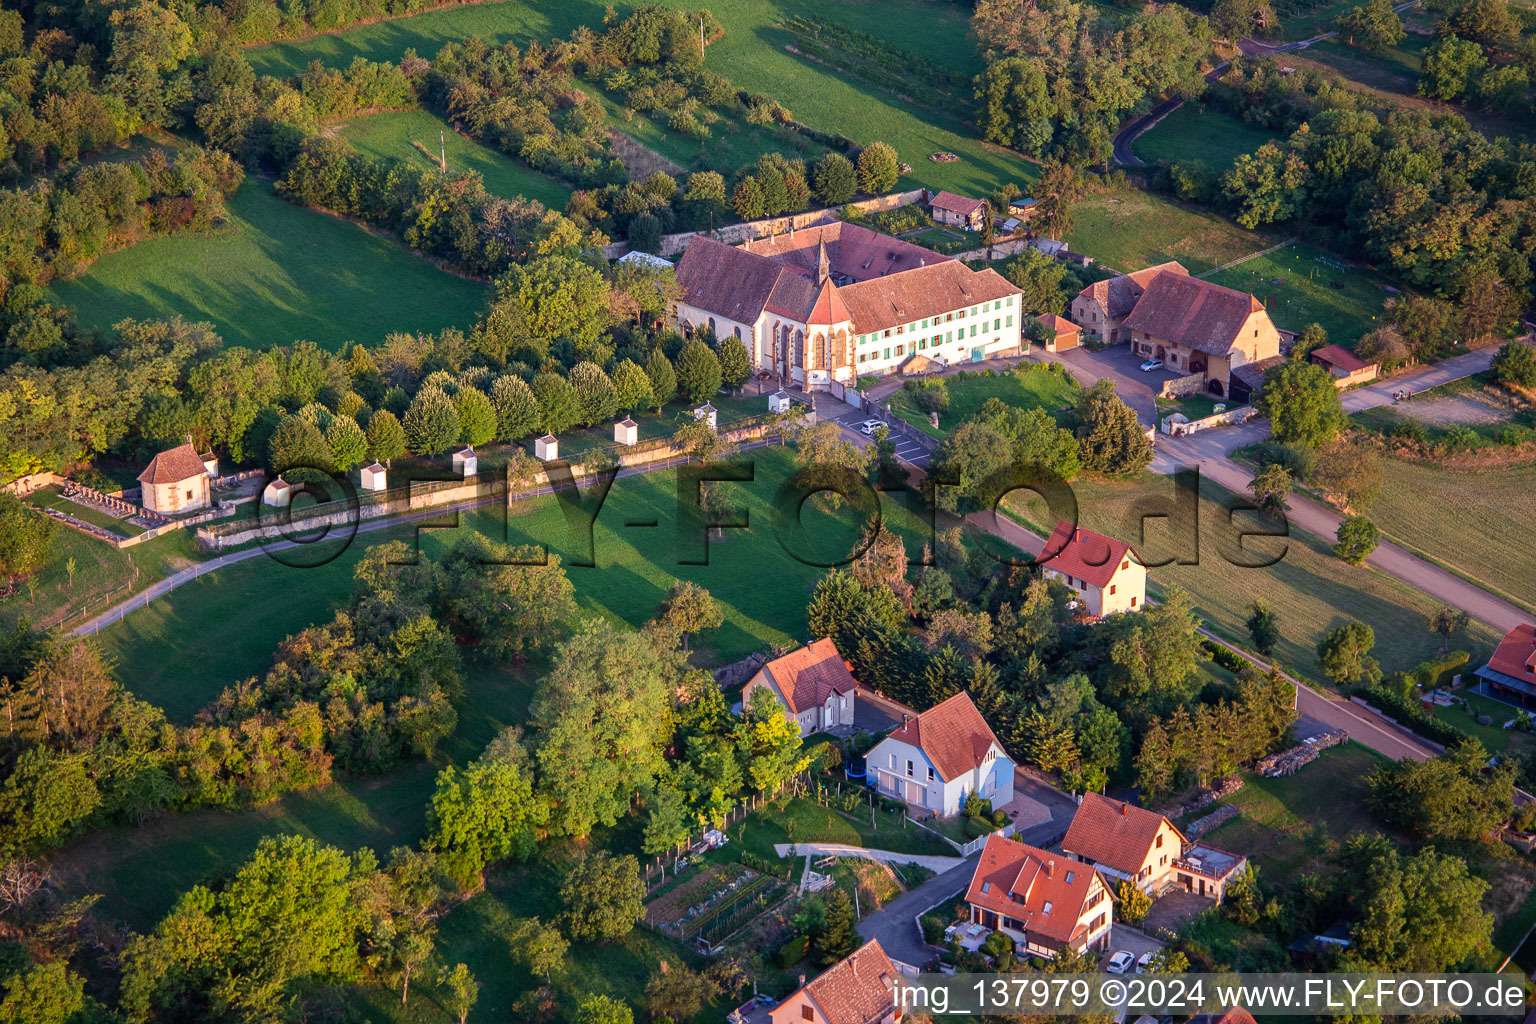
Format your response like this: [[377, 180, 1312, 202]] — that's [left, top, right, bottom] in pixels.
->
[[768, 939, 904, 1024], [1069, 261, 1187, 345], [137, 441, 212, 515], [1475, 623, 1536, 708], [865, 691, 1013, 816], [929, 191, 989, 231], [964, 833, 1114, 958], [673, 221, 1023, 389], [1038, 521, 1145, 618], [1121, 271, 1283, 399], [740, 637, 861, 737], [1062, 792, 1185, 894]]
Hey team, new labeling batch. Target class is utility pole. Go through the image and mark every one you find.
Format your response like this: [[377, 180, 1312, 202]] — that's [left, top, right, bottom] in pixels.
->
[[439, 130, 447, 172]]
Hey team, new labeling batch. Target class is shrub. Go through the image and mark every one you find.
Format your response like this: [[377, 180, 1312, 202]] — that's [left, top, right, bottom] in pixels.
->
[[1351, 683, 1470, 747], [1411, 650, 1470, 690], [1248, 440, 1316, 478], [920, 915, 947, 944], [776, 934, 810, 968]]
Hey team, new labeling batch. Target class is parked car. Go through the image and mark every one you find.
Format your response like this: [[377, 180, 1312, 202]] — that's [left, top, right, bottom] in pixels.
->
[[1139, 359, 1165, 372], [1136, 951, 1156, 974], [1106, 950, 1135, 974], [859, 419, 887, 435]]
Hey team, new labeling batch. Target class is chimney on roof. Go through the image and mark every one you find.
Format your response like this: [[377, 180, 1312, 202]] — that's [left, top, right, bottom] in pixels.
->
[[1120, 802, 1128, 816], [902, 713, 910, 729], [1046, 859, 1054, 878], [1075, 528, 1082, 543], [799, 975, 806, 987]]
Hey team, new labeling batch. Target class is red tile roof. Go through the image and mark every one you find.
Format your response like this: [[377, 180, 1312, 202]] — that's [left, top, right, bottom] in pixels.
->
[[675, 222, 1016, 336], [966, 834, 1105, 946], [1038, 313, 1080, 335], [1038, 521, 1137, 590], [1062, 792, 1183, 877], [1488, 624, 1536, 680], [760, 637, 859, 714], [796, 939, 901, 1024], [1310, 344, 1375, 373], [1075, 262, 1187, 319], [1122, 272, 1266, 356], [138, 443, 210, 485], [882, 691, 1003, 782], [930, 191, 987, 217]]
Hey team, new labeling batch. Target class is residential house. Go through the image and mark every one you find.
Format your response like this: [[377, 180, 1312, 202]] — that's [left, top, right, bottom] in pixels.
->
[[768, 939, 904, 1024], [1309, 344, 1379, 388], [1069, 262, 1188, 345], [1037, 313, 1081, 352], [964, 833, 1115, 958], [673, 222, 1023, 388], [1120, 272, 1283, 399], [740, 637, 859, 738], [1062, 792, 1185, 894], [137, 441, 212, 515], [866, 691, 1014, 816], [1171, 841, 1248, 904], [1475, 623, 1536, 708], [1038, 521, 1146, 618], [929, 191, 989, 231]]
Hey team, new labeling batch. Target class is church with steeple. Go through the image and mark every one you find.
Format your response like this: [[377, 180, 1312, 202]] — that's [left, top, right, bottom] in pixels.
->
[[673, 220, 1024, 390]]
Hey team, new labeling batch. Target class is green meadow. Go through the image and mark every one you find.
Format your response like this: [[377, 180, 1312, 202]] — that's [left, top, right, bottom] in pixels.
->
[[52, 179, 490, 351]]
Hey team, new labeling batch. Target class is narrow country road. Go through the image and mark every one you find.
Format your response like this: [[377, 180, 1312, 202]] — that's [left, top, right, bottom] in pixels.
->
[[1113, 1, 1422, 167]]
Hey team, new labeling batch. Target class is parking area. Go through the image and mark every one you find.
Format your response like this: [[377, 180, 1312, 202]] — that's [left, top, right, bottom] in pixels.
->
[[1036, 345, 1180, 427], [1100, 923, 1166, 972], [832, 410, 933, 468]]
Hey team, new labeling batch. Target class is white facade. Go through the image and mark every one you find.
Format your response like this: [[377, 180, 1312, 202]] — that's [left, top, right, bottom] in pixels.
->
[[262, 477, 292, 507], [452, 447, 477, 477], [1042, 558, 1146, 617], [534, 435, 559, 461], [360, 463, 387, 492], [739, 676, 855, 739], [867, 735, 1014, 816], [614, 418, 638, 445], [853, 297, 1022, 375]]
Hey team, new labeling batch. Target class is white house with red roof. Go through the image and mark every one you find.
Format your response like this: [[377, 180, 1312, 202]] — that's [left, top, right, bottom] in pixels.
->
[[741, 637, 862, 738], [768, 939, 904, 1024], [1062, 792, 1184, 894], [1038, 521, 1146, 618], [673, 221, 1023, 389], [137, 441, 212, 515], [964, 833, 1114, 958], [865, 691, 1013, 816]]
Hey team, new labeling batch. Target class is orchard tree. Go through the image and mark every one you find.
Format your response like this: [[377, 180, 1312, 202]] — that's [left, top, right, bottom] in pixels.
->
[[425, 730, 546, 888], [1490, 340, 1536, 389], [856, 141, 900, 194], [576, 994, 634, 1024], [717, 335, 753, 391], [0, 495, 56, 583], [611, 359, 655, 413], [1255, 360, 1347, 448], [454, 386, 497, 447], [645, 349, 677, 411], [403, 388, 461, 458], [654, 581, 722, 652], [511, 917, 569, 983], [561, 852, 645, 943], [532, 372, 581, 435], [442, 963, 478, 1024], [813, 152, 857, 205], [1334, 515, 1379, 565], [490, 374, 541, 441], [326, 416, 367, 471], [1427, 605, 1470, 656], [1317, 621, 1381, 685], [568, 362, 618, 427], [674, 341, 723, 404]]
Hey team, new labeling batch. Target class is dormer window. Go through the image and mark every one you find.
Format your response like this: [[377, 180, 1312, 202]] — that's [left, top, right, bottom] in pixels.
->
[[1042, 902, 1053, 914], [1065, 871, 1075, 884]]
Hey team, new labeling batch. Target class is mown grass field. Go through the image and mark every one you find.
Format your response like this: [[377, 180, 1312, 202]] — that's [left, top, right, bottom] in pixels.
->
[[52, 179, 491, 351], [885, 365, 1080, 438], [1193, 742, 1386, 878], [97, 445, 935, 720], [1205, 241, 1395, 346], [339, 109, 573, 208], [1068, 186, 1267, 274], [1131, 103, 1280, 172], [1366, 457, 1536, 611], [1010, 474, 1505, 685], [249, 0, 1040, 195]]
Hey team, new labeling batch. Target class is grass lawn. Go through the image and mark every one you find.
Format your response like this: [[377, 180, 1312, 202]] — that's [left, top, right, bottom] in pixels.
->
[[1365, 457, 1536, 611], [245, 0, 602, 77], [1428, 691, 1531, 755], [1193, 742, 1387, 878], [96, 445, 941, 720], [52, 179, 491, 351], [1068, 186, 1267, 275], [1008, 473, 1506, 686], [1131, 104, 1280, 172], [25, 486, 144, 539], [717, 793, 956, 863], [1204, 241, 1396, 347], [1306, 34, 1431, 101], [885, 365, 1081, 438], [1157, 392, 1223, 423], [338, 109, 572, 209], [1, 521, 206, 634]]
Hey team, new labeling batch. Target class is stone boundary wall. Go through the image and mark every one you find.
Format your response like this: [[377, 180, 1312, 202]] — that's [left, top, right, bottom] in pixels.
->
[[1158, 372, 1206, 399]]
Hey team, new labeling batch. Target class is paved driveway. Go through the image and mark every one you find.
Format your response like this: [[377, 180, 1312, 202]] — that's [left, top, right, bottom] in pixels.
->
[[1035, 346, 1172, 426], [1101, 924, 1165, 969]]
